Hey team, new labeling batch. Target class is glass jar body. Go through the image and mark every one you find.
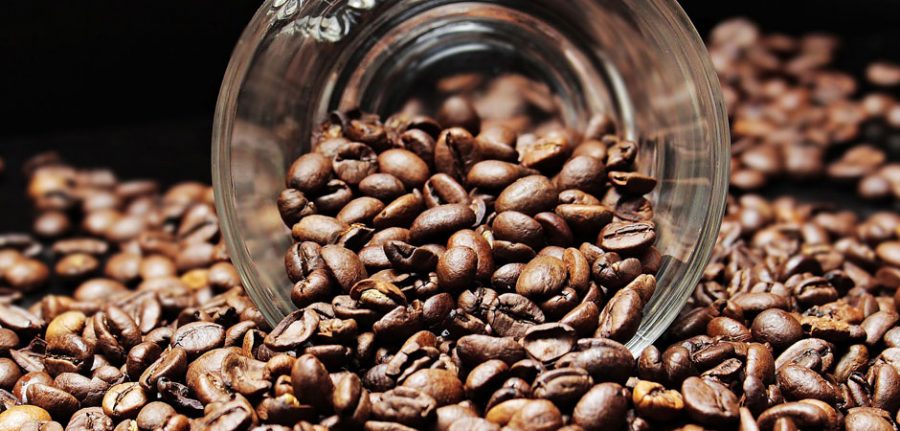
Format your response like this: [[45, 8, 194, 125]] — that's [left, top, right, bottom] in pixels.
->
[[213, 0, 730, 353]]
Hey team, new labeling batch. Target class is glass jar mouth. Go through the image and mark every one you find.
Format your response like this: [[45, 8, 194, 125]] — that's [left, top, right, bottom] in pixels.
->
[[213, 0, 730, 354]]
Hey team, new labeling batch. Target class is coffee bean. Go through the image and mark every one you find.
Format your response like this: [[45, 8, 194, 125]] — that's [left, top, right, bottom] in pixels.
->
[[172, 322, 225, 358], [422, 174, 469, 208], [495, 175, 557, 216], [456, 335, 524, 366], [378, 149, 430, 190], [447, 230, 494, 281], [751, 309, 803, 350], [466, 161, 524, 191], [359, 174, 407, 202], [681, 377, 739, 425], [139, 346, 187, 391], [67, 407, 114, 431], [556, 156, 606, 195], [598, 221, 656, 254], [516, 256, 566, 299], [596, 288, 644, 342], [265, 309, 319, 351], [374, 192, 425, 230], [333, 142, 378, 186], [409, 204, 475, 244], [506, 399, 562, 431], [371, 387, 436, 427], [27, 383, 80, 419], [337, 197, 385, 226], [45, 334, 94, 376], [102, 382, 148, 419], [632, 380, 684, 422], [401, 369, 464, 407], [555, 338, 634, 384], [286, 153, 333, 194], [522, 323, 575, 363], [0, 406, 51, 431], [572, 383, 629, 431], [290, 354, 333, 412], [434, 128, 476, 182], [320, 245, 368, 292]]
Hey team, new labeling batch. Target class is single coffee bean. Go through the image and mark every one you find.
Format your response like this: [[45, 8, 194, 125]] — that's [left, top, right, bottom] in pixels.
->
[[434, 128, 476, 182], [333, 142, 378, 186], [401, 369, 464, 407], [409, 204, 475, 244], [751, 309, 803, 350], [598, 221, 656, 254], [596, 288, 644, 342], [359, 173, 407, 202], [265, 309, 319, 351], [26, 383, 80, 419], [291, 354, 334, 412], [378, 149, 431, 190], [572, 383, 629, 431], [632, 380, 684, 422], [171, 321, 225, 358], [506, 399, 563, 431], [370, 387, 437, 427], [556, 156, 606, 195], [337, 197, 385, 226], [102, 382, 148, 419], [286, 153, 332, 194], [495, 175, 557, 216], [681, 376, 739, 426], [516, 256, 567, 299]]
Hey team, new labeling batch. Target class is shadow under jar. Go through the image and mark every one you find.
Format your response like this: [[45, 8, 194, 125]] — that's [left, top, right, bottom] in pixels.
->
[[213, 0, 730, 354]]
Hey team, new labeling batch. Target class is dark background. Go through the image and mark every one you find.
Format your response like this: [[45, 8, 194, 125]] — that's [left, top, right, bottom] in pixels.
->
[[1, 0, 900, 229]]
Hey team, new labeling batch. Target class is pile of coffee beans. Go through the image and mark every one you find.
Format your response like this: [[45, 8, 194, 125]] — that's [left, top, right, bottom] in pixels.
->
[[1, 17, 900, 431], [713, 19, 900, 201]]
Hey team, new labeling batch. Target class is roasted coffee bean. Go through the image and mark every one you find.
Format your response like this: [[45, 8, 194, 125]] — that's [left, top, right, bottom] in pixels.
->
[[456, 335, 524, 366], [401, 369, 464, 407], [286, 153, 332, 194], [0, 405, 52, 430], [596, 288, 644, 342], [467, 160, 526, 192], [449, 236, 494, 283], [434, 247, 477, 293], [556, 338, 634, 384], [102, 382, 148, 419], [573, 383, 629, 431], [492, 211, 544, 250], [516, 256, 567, 298], [495, 175, 557, 216], [409, 204, 475, 244], [423, 174, 470, 208], [486, 293, 545, 338], [360, 174, 407, 203], [27, 383, 80, 419], [522, 323, 576, 363], [751, 309, 803, 350], [333, 142, 378, 186], [378, 149, 430, 190], [370, 387, 436, 427], [505, 399, 563, 431], [45, 334, 94, 376], [598, 221, 656, 254], [632, 380, 684, 422], [681, 376, 739, 426], [291, 354, 333, 412], [532, 367, 592, 407], [265, 309, 319, 351], [434, 128, 476, 182], [337, 197, 385, 226]]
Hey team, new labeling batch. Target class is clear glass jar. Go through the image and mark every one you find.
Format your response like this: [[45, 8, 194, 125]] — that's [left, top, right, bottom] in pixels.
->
[[212, 0, 730, 353]]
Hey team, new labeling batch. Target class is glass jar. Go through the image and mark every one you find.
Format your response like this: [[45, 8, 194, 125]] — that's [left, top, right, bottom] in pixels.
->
[[212, 0, 730, 353]]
